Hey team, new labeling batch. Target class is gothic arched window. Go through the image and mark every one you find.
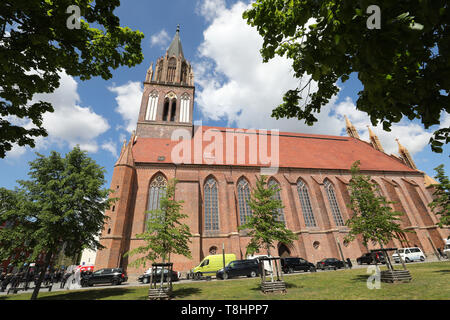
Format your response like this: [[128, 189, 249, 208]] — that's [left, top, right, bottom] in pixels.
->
[[237, 178, 252, 225], [145, 91, 158, 121], [170, 99, 177, 122], [145, 174, 167, 230], [268, 179, 285, 224], [162, 98, 170, 121], [181, 62, 188, 84], [324, 179, 345, 226], [204, 177, 219, 231], [167, 57, 177, 82], [296, 179, 317, 227], [180, 93, 190, 123]]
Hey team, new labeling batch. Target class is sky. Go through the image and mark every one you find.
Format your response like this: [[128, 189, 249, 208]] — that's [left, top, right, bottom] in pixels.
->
[[1, 0, 448, 190]]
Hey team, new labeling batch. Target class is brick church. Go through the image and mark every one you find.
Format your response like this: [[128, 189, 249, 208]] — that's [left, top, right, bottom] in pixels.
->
[[95, 27, 449, 277]]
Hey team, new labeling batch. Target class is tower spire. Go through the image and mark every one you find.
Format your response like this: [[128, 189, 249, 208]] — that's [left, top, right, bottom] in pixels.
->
[[396, 138, 417, 170], [167, 24, 184, 60], [344, 115, 360, 139], [367, 125, 384, 152]]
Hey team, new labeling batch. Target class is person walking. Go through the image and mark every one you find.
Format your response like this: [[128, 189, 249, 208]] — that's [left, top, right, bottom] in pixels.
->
[[346, 258, 353, 269]]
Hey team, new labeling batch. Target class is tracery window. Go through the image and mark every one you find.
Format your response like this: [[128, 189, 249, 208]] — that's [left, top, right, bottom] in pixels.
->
[[145, 174, 167, 230], [204, 177, 219, 231], [296, 179, 317, 227], [324, 179, 345, 226], [237, 178, 252, 225], [268, 179, 285, 224]]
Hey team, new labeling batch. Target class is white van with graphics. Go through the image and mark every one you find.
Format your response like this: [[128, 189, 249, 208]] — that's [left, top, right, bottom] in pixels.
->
[[392, 247, 425, 263]]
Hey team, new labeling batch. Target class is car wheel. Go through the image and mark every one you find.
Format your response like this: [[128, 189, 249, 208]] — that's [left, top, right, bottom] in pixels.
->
[[143, 277, 149, 284], [223, 272, 228, 280], [405, 258, 410, 263], [250, 271, 257, 278], [420, 256, 425, 262], [288, 267, 294, 274], [112, 278, 120, 286], [334, 267, 337, 271], [195, 272, 202, 280], [310, 267, 316, 272]]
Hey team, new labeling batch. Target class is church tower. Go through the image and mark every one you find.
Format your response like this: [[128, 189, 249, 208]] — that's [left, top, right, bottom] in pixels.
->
[[136, 25, 195, 139]]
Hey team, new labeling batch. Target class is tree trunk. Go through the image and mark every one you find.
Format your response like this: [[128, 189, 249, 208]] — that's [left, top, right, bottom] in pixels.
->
[[266, 245, 274, 282], [31, 251, 53, 300]]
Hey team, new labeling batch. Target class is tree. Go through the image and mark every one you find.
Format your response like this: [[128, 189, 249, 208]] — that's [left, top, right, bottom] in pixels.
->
[[344, 161, 406, 250], [0, 146, 114, 300], [239, 175, 297, 256], [243, 1, 449, 152], [428, 164, 450, 227], [0, 0, 144, 158], [124, 179, 192, 269]]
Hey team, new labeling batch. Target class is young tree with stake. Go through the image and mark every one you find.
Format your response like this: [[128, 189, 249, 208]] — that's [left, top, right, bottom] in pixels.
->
[[239, 175, 297, 257], [124, 179, 192, 286]]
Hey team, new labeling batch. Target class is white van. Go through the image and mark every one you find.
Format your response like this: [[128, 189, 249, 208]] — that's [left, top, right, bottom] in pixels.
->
[[392, 247, 426, 263]]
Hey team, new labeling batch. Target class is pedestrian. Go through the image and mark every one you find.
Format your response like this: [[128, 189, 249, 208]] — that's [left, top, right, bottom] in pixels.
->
[[346, 258, 352, 269]]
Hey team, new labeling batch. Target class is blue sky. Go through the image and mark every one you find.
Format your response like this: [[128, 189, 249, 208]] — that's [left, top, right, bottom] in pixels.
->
[[0, 0, 448, 190]]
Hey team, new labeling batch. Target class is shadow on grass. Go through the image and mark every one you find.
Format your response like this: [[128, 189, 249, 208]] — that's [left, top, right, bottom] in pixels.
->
[[172, 287, 202, 299], [250, 281, 301, 292], [434, 269, 450, 274], [350, 275, 370, 283], [40, 287, 144, 300]]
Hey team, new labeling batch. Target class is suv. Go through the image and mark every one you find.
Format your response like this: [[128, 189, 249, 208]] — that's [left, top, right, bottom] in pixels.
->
[[138, 267, 179, 284], [392, 247, 425, 263], [281, 257, 316, 273], [82, 268, 127, 287], [216, 260, 259, 280], [356, 251, 386, 265], [316, 258, 345, 270]]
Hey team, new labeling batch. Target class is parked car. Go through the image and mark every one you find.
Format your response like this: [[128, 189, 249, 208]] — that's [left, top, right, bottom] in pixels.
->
[[189, 254, 236, 280], [392, 247, 425, 263], [443, 239, 450, 259], [137, 267, 179, 284], [316, 258, 345, 270], [247, 254, 273, 274], [281, 257, 316, 273], [216, 259, 259, 280], [356, 251, 386, 265], [81, 268, 127, 287]]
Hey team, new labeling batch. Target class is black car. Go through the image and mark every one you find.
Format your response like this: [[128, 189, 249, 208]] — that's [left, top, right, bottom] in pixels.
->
[[81, 268, 127, 287], [216, 259, 259, 280], [137, 268, 179, 284], [356, 251, 386, 265], [316, 258, 345, 270], [281, 257, 316, 273]]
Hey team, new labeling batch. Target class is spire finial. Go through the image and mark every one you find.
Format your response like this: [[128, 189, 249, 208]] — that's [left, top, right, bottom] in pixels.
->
[[177, 24, 180, 33]]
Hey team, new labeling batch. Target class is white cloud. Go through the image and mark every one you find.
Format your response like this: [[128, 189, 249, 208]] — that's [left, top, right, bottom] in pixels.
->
[[195, 0, 226, 22], [108, 81, 143, 134], [335, 97, 434, 155], [101, 140, 118, 158], [195, 1, 343, 135], [150, 29, 171, 48], [5, 71, 110, 159], [194, 0, 440, 156]]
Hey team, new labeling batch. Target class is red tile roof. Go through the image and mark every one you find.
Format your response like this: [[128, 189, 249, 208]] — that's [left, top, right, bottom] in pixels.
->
[[131, 126, 415, 172]]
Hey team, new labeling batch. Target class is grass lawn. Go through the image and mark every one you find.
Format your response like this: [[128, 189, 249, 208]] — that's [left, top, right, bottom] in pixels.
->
[[1, 261, 449, 300]]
